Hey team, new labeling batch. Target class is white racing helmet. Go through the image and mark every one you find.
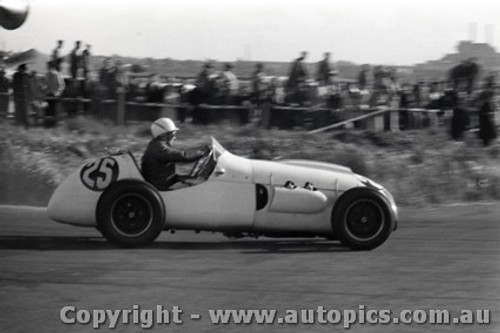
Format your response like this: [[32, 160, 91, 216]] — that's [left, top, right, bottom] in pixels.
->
[[151, 117, 179, 138]]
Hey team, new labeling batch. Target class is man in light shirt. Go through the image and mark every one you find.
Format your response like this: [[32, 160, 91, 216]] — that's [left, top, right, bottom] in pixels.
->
[[45, 61, 65, 127], [221, 63, 239, 105]]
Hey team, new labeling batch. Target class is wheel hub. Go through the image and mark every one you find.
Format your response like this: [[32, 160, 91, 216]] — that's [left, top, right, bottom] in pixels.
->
[[111, 193, 153, 237], [344, 199, 385, 242]]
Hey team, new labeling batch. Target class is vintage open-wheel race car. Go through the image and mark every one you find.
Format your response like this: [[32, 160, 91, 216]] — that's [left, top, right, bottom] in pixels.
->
[[48, 137, 398, 250]]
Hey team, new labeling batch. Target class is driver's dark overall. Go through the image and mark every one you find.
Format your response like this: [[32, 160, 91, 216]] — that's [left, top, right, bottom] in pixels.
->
[[141, 137, 206, 190]]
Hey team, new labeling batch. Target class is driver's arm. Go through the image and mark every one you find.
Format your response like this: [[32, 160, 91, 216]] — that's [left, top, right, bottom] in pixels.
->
[[153, 143, 206, 163]]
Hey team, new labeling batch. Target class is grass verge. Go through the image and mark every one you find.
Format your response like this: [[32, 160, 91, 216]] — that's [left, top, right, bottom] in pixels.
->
[[1, 116, 499, 207]]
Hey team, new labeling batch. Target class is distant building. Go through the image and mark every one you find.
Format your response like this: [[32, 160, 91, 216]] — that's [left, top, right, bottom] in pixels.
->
[[415, 41, 500, 82]]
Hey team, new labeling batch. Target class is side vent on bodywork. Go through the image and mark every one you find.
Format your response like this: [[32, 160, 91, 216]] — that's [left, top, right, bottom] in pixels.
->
[[304, 182, 317, 191], [256, 184, 268, 211]]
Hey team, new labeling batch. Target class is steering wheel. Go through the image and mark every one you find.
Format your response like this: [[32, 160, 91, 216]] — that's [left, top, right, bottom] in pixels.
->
[[190, 148, 213, 178]]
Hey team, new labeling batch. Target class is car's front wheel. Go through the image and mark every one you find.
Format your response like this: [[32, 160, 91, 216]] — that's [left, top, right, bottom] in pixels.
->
[[332, 189, 392, 250], [96, 180, 165, 247]]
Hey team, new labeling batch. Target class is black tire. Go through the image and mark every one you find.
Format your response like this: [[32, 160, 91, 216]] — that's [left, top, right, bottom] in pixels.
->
[[96, 180, 165, 247], [332, 188, 393, 250]]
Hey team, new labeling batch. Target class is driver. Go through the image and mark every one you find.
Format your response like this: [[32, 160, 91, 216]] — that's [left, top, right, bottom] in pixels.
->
[[141, 118, 209, 190]]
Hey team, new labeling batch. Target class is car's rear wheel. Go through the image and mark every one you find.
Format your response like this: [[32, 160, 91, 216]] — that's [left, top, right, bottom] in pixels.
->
[[96, 180, 165, 247], [332, 189, 392, 250]]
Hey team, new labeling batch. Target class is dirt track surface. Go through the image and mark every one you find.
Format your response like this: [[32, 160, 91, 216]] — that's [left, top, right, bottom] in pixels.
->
[[0, 204, 499, 332]]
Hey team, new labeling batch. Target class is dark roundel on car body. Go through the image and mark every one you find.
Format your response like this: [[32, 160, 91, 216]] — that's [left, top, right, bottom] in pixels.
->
[[80, 157, 119, 191]]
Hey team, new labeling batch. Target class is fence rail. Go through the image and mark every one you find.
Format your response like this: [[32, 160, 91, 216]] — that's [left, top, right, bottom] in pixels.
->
[[0, 91, 484, 132]]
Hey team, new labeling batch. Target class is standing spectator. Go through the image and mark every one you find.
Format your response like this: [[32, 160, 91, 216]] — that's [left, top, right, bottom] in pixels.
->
[[51, 40, 64, 71], [476, 83, 497, 147], [358, 64, 370, 91], [412, 83, 423, 108], [251, 63, 266, 105], [45, 61, 65, 127], [426, 81, 442, 109], [146, 74, 164, 103], [372, 66, 384, 91], [450, 89, 469, 141], [384, 68, 400, 103], [327, 71, 342, 109], [164, 84, 181, 104], [0, 69, 9, 120], [99, 57, 116, 98], [316, 52, 331, 86], [250, 63, 267, 124], [398, 83, 415, 129], [440, 80, 458, 110], [115, 60, 129, 90], [97, 58, 115, 119], [271, 77, 285, 105], [69, 41, 82, 80], [114, 60, 130, 119], [211, 72, 226, 105], [419, 81, 431, 108], [399, 84, 416, 108], [465, 58, 479, 95], [195, 62, 213, 103], [483, 71, 496, 89], [370, 66, 385, 107], [12, 64, 30, 128], [286, 51, 308, 105], [79, 44, 92, 110], [449, 58, 480, 95], [81, 44, 92, 81], [221, 63, 239, 105], [191, 63, 214, 124], [28, 71, 47, 125]]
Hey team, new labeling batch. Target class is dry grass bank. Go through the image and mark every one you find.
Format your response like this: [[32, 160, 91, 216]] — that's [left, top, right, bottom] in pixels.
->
[[1, 116, 499, 206]]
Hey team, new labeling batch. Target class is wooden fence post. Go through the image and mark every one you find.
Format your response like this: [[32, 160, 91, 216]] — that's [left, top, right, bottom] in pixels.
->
[[389, 96, 400, 132], [428, 110, 439, 128], [366, 113, 384, 131], [116, 87, 125, 125], [261, 103, 271, 129]]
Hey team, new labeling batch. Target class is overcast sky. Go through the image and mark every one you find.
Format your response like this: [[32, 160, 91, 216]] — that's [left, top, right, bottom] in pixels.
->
[[2, 0, 500, 65]]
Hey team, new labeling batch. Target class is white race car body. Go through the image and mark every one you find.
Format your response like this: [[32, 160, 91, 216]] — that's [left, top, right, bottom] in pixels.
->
[[48, 137, 398, 249]]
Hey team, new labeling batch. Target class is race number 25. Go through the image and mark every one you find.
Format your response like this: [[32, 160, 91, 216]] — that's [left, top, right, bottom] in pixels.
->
[[80, 157, 119, 191]]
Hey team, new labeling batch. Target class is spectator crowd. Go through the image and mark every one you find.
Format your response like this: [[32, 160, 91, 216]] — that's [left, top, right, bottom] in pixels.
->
[[0, 44, 497, 145]]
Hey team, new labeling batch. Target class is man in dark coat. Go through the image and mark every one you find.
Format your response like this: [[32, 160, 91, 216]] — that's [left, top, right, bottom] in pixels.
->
[[51, 40, 64, 71], [358, 65, 370, 91], [450, 90, 469, 141], [81, 44, 91, 81], [69, 40, 82, 80], [286, 51, 308, 104], [476, 84, 497, 147], [0, 69, 9, 119], [287, 51, 308, 90], [449, 58, 480, 95], [316, 52, 331, 86], [191, 63, 214, 123], [195, 62, 214, 103], [251, 63, 266, 105], [12, 64, 30, 128]]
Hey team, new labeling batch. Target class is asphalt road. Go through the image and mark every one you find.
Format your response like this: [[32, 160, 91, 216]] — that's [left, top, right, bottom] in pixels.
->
[[0, 204, 499, 333]]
